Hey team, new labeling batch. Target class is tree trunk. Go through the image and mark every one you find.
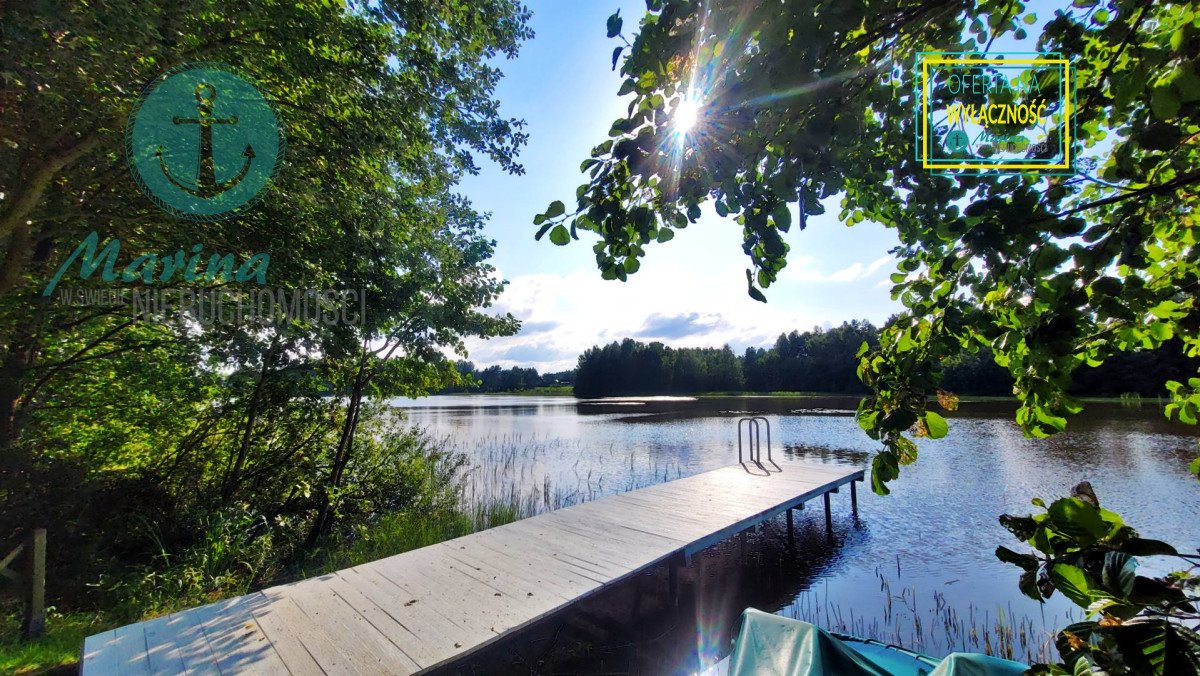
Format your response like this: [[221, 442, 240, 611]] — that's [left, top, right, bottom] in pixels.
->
[[304, 349, 368, 548], [0, 133, 99, 247], [222, 344, 276, 502], [0, 235, 55, 469]]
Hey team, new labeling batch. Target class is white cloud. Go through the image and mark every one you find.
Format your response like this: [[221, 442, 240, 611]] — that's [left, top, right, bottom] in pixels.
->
[[786, 254, 893, 283], [462, 252, 897, 373], [462, 262, 790, 371]]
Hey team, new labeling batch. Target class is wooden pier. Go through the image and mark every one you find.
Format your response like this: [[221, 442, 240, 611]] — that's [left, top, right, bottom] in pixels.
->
[[82, 461, 863, 674]]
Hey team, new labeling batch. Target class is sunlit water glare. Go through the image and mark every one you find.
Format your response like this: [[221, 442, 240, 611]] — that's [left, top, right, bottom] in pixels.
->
[[392, 395, 1199, 673]]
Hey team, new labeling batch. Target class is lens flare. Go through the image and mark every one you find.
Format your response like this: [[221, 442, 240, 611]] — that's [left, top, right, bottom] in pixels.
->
[[674, 98, 702, 134]]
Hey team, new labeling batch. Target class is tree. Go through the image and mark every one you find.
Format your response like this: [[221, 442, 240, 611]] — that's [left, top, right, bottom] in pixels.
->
[[540, 0, 1200, 671], [573, 339, 744, 396], [0, 0, 531, 605]]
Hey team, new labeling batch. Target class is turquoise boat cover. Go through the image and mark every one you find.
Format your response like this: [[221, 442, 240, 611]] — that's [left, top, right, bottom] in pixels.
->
[[728, 608, 1028, 676]]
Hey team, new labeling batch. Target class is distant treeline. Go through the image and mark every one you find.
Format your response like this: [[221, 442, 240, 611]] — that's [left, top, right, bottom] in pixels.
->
[[442, 361, 575, 393], [575, 320, 878, 397], [575, 341, 746, 397], [453, 319, 1200, 399]]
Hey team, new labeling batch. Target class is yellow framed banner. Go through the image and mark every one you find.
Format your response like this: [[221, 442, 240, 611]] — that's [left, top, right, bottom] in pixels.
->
[[915, 52, 1076, 175]]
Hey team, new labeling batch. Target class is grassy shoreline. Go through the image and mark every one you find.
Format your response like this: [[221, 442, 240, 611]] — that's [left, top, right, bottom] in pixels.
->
[[471, 389, 1162, 406]]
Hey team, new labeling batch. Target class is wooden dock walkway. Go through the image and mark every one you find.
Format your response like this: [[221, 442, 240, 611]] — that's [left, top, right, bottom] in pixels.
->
[[82, 461, 863, 674]]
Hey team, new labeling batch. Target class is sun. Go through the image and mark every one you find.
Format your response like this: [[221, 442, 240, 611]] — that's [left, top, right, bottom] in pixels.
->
[[673, 98, 701, 134]]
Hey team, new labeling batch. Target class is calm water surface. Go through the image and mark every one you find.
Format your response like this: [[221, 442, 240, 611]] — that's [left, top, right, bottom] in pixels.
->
[[392, 395, 1199, 674]]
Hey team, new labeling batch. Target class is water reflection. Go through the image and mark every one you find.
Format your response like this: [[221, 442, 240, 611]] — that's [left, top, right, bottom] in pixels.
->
[[782, 443, 871, 465], [395, 395, 1200, 670], [433, 513, 853, 675]]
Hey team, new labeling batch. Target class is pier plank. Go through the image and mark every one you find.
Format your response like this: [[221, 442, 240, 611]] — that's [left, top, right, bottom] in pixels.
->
[[271, 577, 423, 674], [83, 462, 863, 674]]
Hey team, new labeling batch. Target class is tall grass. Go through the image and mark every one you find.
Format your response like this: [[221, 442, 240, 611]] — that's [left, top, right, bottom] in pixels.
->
[[16, 422, 1082, 672], [421, 429, 1075, 665], [314, 430, 689, 573], [785, 559, 1076, 664], [446, 431, 685, 519], [0, 606, 108, 675]]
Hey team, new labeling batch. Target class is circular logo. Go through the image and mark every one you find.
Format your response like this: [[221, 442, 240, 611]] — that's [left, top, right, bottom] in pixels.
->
[[126, 63, 283, 220], [945, 129, 971, 155]]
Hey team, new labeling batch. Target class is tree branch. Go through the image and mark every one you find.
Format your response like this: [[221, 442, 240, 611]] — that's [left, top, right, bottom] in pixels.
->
[[1051, 170, 1200, 220], [1081, 4, 1151, 114], [0, 132, 101, 242]]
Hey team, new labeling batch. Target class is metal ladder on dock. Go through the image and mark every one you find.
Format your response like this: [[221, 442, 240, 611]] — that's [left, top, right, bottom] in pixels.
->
[[735, 416, 860, 539], [737, 416, 780, 472]]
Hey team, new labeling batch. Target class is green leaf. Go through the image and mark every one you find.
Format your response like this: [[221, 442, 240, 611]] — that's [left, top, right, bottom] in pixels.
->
[[871, 471, 891, 495], [881, 409, 917, 433], [1018, 568, 1042, 601], [1050, 563, 1097, 608], [1151, 85, 1181, 120], [1000, 513, 1039, 541], [1130, 576, 1188, 607], [996, 545, 1039, 572], [857, 410, 879, 434], [534, 223, 553, 240], [748, 285, 767, 303], [548, 224, 570, 246], [1100, 551, 1136, 598], [1035, 406, 1068, 433], [1048, 497, 1108, 542], [1173, 67, 1200, 102], [894, 435, 918, 465], [611, 46, 623, 71], [1122, 537, 1178, 556], [656, 228, 674, 243], [923, 411, 948, 439], [772, 204, 792, 230], [870, 451, 900, 495], [606, 10, 622, 38], [546, 200, 566, 219]]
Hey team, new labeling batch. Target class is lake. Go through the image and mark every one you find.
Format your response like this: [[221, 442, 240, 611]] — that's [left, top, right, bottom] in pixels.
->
[[391, 394, 1200, 674]]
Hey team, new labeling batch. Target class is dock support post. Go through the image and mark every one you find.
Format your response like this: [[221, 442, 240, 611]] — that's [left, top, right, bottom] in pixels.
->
[[786, 508, 794, 550], [669, 556, 679, 607], [850, 481, 858, 516], [823, 492, 833, 539]]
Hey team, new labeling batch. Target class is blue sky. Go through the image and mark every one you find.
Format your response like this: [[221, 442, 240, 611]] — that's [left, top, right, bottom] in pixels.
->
[[457, 1, 907, 372]]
